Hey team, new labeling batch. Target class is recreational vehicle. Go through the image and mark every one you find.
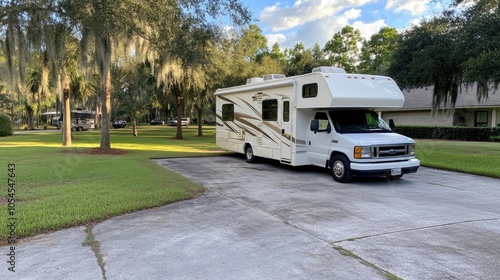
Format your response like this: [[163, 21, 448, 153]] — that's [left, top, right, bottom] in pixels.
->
[[215, 66, 420, 183], [59, 109, 97, 131]]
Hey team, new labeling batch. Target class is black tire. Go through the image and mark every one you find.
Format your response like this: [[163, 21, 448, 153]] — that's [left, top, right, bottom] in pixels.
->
[[245, 145, 255, 163], [330, 155, 352, 183], [77, 126, 83, 131]]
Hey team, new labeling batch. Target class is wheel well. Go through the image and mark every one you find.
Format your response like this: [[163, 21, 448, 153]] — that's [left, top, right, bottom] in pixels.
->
[[327, 151, 347, 168], [243, 143, 252, 154]]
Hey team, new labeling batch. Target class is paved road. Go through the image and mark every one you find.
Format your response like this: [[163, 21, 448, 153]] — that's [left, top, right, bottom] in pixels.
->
[[2, 155, 499, 279]]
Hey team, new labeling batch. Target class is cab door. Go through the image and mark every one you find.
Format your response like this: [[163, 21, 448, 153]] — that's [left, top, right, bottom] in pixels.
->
[[306, 112, 332, 166]]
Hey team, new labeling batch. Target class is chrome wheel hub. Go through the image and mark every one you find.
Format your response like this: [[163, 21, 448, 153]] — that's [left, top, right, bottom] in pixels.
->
[[333, 161, 345, 177]]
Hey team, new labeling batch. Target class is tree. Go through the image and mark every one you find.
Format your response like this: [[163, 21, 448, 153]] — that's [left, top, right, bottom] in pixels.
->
[[2, 0, 251, 143], [389, 0, 499, 112], [0, 84, 14, 116], [311, 43, 327, 68], [358, 27, 398, 75], [0, 2, 77, 145], [63, 0, 250, 145], [323, 26, 363, 73], [389, 17, 463, 113], [113, 62, 153, 136], [457, 0, 500, 98], [270, 42, 286, 67], [284, 42, 314, 76]]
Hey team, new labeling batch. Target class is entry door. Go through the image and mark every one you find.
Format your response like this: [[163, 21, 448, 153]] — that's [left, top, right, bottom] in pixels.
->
[[280, 98, 292, 162]]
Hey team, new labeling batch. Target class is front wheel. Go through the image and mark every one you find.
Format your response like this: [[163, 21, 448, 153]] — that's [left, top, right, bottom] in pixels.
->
[[330, 155, 352, 183], [245, 145, 255, 163]]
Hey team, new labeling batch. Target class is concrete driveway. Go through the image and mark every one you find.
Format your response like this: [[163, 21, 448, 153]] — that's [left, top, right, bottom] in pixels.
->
[[3, 155, 500, 280]]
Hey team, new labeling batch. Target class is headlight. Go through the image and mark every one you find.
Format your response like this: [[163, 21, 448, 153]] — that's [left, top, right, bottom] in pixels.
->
[[354, 146, 372, 159], [409, 144, 415, 156]]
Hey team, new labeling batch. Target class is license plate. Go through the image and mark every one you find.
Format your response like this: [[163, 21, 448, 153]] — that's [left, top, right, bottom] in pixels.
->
[[391, 168, 402, 176]]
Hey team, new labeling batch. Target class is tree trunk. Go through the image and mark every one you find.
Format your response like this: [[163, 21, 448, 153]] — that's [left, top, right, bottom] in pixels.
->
[[100, 67, 112, 149], [94, 97, 100, 130], [26, 103, 34, 130], [175, 87, 183, 139], [132, 117, 138, 136], [62, 88, 72, 146], [197, 107, 203, 137]]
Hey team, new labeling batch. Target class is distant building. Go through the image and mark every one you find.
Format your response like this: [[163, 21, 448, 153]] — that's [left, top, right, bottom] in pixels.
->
[[381, 85, 500, 128]]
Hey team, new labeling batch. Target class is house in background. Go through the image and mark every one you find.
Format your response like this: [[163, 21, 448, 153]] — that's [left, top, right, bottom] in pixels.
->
[[381, 85, 500, 128]]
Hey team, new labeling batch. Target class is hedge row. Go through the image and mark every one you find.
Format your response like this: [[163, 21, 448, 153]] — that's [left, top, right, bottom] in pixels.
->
[[393, 125, 493, 141], [0, 114, 13, 137]]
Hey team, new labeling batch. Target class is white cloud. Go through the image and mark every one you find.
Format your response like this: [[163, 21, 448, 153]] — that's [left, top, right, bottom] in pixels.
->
[[260, 0, 376, 32], [269, 8, 384, 50], [343, 8, 362, 20], [352, 19, 387, 39], [265, 33, 287, 47], [409, 18, 422, 27], [385, 0, 431, 16]]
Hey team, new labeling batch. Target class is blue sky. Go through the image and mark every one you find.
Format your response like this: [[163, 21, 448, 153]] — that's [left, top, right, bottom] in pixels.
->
[[238, 0, 453, 49]]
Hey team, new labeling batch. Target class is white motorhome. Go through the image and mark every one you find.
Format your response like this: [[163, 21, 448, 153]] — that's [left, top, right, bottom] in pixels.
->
[[215, 67, 420, 182]]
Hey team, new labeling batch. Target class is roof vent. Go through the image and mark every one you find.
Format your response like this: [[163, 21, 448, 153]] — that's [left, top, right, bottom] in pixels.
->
[[312, 66, 346, 74], [263, 74, 286, 81], [246, 77, 264, 84]]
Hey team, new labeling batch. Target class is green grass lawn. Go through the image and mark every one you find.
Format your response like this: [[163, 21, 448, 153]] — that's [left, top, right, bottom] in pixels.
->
[[416, 139, 500, 178], [0, 125, 220, 242]]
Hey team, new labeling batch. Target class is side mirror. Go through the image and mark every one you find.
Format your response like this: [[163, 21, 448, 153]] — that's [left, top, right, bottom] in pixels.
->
[[310, 119, 319, 133], [389, 119, 395, 130]]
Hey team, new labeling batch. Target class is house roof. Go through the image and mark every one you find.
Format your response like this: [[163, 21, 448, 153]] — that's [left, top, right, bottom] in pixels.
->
[[401, 84, 500, 110]]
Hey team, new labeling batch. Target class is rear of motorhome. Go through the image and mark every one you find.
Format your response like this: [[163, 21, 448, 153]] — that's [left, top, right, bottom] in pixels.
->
[[215, 67, 420, 183]]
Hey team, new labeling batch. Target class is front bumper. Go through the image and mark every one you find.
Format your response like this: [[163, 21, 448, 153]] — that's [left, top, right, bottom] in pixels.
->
[[350, 159, 420, 177]]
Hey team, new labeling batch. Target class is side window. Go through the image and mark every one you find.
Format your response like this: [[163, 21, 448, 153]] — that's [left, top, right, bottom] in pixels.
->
[[314, 112, 331, 132], [283, 101, 290, 122], [365, 112, 379, 128], [222, 104, 234, 121], [475, 111, 488, 127], [262, 99, 278, 121], [302, 83, 318, 98]]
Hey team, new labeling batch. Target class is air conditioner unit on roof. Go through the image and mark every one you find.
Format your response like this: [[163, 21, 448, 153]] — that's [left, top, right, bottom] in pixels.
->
[[312, 66, 346, 74], [246, 77, 264, 84], [263, 74, 286, 81]]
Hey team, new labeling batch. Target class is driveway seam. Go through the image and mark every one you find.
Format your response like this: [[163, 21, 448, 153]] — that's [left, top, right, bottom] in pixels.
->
[[331, 217, 500, 243], [83, 224, 107, 280]]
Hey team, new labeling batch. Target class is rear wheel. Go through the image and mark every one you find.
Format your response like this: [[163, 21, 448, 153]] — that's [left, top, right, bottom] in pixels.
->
[[330, 155, 352, 183], [245, 145, 255, 163], [77, 126, 83, 131]]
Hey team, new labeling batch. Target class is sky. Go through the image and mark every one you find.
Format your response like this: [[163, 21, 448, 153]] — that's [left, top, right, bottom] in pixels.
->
[[239, 0, 453, 50]]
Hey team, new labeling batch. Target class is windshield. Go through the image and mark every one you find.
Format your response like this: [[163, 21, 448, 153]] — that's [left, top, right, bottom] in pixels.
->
[[329, 110, 392, 133]]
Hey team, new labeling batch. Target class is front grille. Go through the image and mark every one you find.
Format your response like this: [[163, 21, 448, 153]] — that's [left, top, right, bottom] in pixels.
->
[[372, 145, 410, 158]]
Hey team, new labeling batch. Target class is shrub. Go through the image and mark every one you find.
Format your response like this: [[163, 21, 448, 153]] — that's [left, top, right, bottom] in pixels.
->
[[394, 125, 492, 142], [0, 114, 13, 136]]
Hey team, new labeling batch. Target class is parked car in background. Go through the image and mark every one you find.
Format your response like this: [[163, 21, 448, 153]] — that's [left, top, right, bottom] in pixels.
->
[[168, 118, 190, 127], [60, 123, 78, 131], [150, 119, 165, 125], [113, 120, 126, 128]]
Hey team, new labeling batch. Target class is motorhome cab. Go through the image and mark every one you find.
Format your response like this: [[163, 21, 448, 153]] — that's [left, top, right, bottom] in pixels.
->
[[215, 67, 420, 183]]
